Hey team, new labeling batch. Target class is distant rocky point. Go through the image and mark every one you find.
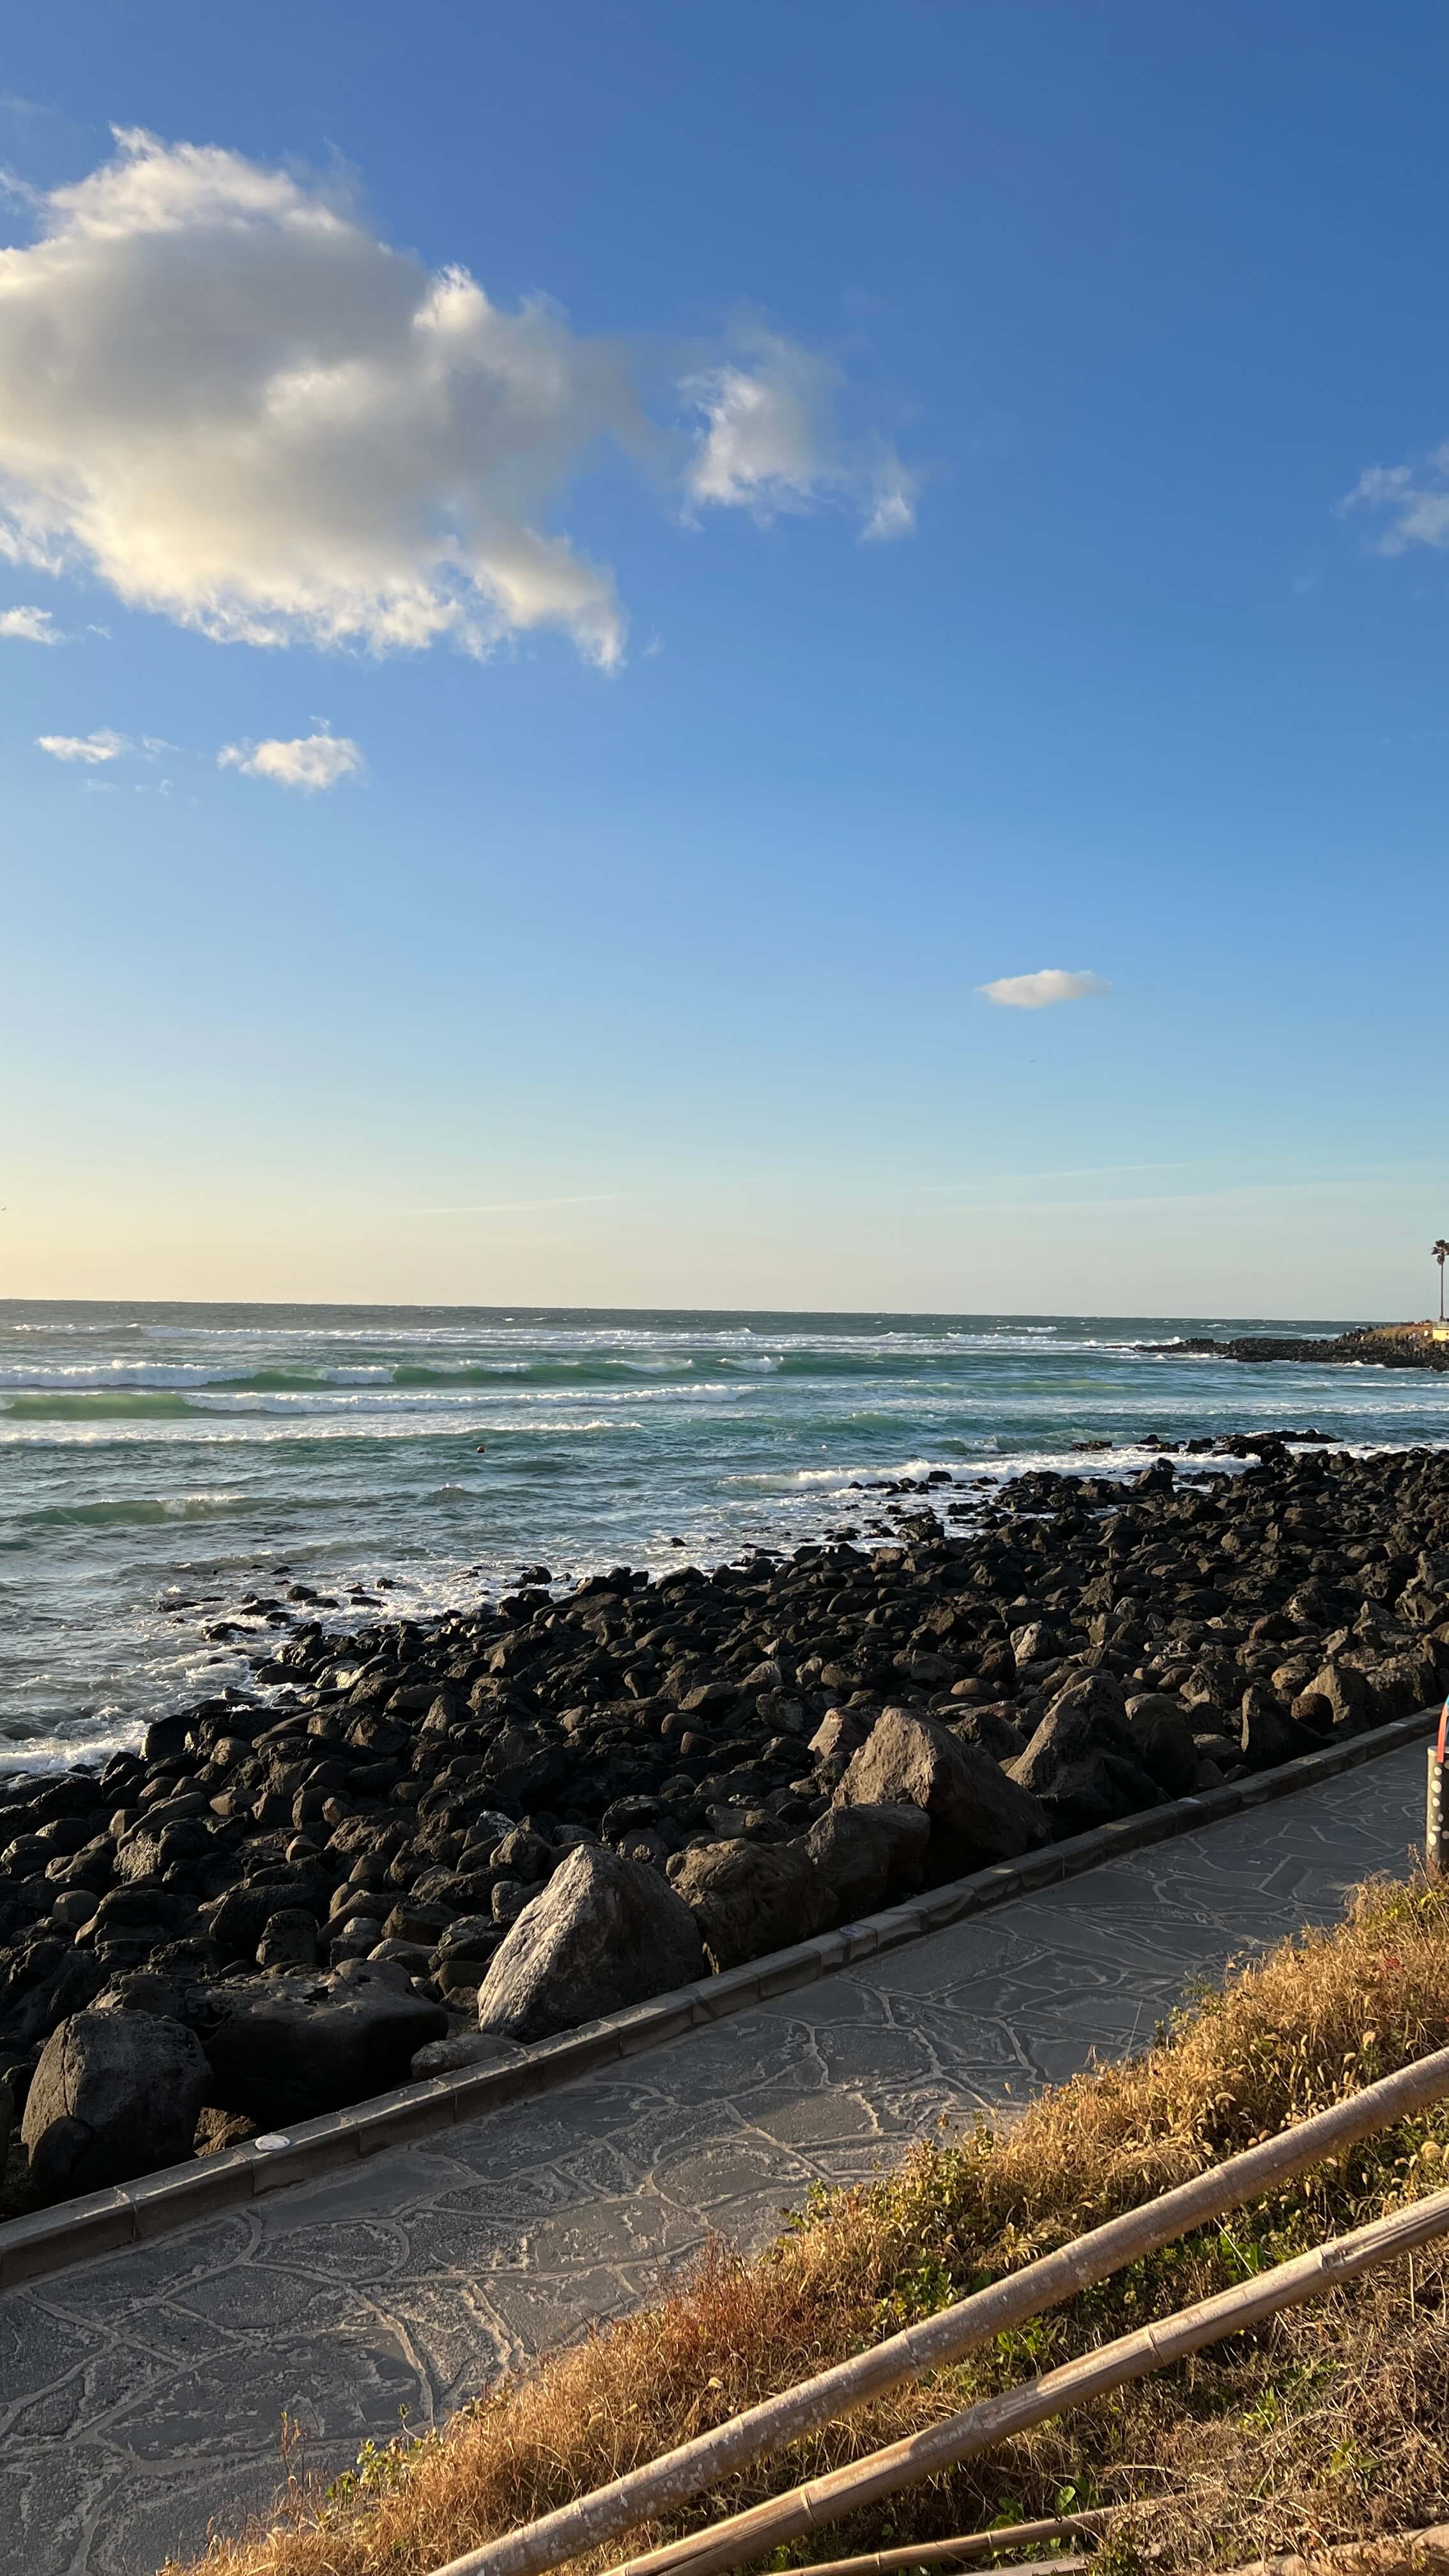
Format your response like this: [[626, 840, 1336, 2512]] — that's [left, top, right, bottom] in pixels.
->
[[1142, 1322, 1449, 1372]]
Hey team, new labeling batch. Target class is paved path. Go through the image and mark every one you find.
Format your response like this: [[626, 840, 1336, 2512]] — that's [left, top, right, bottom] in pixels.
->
[[0, 1741, 1425, 2576]]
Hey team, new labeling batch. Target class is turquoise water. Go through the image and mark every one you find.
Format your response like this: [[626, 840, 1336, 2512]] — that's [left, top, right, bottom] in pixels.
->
[[3, 1300, 1446, 1768]]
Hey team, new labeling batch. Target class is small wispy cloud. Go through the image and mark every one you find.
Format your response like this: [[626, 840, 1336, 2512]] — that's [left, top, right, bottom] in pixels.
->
[[977, 967, 1112, 1011], [218, 729, 363, 791], [409, 1193, 620, 1216], [684, 332, 916, 542], [1, 604, 61, 643], [1337, 447, 1449, 552], [35, 727, 128, 763]]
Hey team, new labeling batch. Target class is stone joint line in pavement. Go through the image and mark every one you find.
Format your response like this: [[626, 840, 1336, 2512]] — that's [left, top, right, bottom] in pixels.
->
[[0, 1727, 1429, 2576]]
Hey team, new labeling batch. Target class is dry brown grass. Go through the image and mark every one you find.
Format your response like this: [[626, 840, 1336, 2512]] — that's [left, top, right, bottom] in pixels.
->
[[164, 1875, 1449, 2576]]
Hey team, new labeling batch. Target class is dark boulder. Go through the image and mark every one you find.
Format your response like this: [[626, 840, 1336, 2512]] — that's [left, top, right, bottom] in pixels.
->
[[197, 1965, 446, 2124], [1291, 1660, 1373, 1737], [949, 1703, 1027, 1763], [201, 1872, 331, 1958], [479, 1843, 703, 2041], [1239, 1685, 1312, 1770], [804, 1801, 930, 1919], [835, 1706, 1048, 1877], [0, 1942, 107, 2052], [1009, 1674, 1163, 1835], [1123, 1694, 1200, 1798], [671, 1837, 831, 1968], [255, 1909, 319, 1970], [22, 2009, 206, 2197]]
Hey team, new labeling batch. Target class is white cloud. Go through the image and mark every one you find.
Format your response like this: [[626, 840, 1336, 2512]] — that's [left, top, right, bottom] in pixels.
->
[[35, 726, 128, 762], [0, 131, 914, 673], [684, 332, 916, 540], [977, 968, 1112, 1010], [1337, 446, 1449, 552], [218, 728, 362, 790], [0, 601, 58, 640]]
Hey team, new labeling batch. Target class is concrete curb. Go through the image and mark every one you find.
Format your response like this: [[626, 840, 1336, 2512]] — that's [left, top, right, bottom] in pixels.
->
[[1, 1703, 1436, 2293]]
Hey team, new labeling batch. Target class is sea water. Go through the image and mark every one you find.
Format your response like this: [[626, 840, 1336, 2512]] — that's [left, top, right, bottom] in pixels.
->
[[3, 1300, 1446, 1769]]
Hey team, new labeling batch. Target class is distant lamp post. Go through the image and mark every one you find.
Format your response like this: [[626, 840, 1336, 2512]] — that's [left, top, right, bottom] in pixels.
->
[[1435, 1239, 1449, 1324]]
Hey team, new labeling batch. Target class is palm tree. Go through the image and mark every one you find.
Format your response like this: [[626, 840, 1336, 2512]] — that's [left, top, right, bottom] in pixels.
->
[[1434, 1241, 1449, 1323]]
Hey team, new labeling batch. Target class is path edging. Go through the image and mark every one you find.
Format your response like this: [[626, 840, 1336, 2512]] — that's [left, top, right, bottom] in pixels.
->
[[1, 1704, 1434, 2293]]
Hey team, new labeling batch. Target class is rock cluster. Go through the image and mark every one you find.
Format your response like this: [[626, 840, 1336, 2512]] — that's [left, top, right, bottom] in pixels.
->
[[1156, 1328, 1449, 1374], [4, 1435, 1449, 2197]]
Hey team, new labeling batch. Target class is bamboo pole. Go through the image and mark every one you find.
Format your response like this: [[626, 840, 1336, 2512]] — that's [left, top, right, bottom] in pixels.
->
[[436, 2041, 1449, 2576], [781, 2510, 1109, 2575], [1213, 2530, 1449, 2576], [793, 2555, 1077, 2576], [611, 2180, 1449, 2576]]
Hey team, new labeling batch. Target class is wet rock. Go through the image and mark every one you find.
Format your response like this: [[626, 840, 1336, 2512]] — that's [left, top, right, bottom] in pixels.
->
[[23, 2009, 206, 2197], [478, 1844, 704, 2041]]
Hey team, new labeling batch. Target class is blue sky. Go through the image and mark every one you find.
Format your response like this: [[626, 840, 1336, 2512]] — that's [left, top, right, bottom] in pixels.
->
[[3, 0, 1448, 1314]]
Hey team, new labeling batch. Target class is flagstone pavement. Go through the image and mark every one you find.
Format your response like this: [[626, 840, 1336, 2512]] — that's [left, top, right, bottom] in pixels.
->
[[0, 1737, 1428, 2576]]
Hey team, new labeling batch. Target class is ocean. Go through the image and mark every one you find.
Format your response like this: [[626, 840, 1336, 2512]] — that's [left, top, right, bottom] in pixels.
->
[[3, 1300, 1446, 1773]]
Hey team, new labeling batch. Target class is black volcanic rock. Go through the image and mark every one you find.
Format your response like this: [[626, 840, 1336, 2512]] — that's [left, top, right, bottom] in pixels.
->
[[9, 1436, 1449, 2176]]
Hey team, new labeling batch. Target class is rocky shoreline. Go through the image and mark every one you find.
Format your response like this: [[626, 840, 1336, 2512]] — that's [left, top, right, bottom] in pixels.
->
[[6, 1429, 1449, 2207], [1147, 1326, 1449, 1371]]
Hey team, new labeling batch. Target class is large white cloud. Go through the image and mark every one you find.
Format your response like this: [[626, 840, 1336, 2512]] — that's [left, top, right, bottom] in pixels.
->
[[218, 730, 362, 790], [978, 968, 1112, 1010], [0, 131, 914, 669]]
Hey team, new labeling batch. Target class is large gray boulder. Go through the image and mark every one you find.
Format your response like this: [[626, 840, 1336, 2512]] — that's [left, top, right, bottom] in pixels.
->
[[1291, 1659, 1373, 1737], [22, 2009, 206, 2198], [1357, 1644, 1439, 1724], [1012, 1669, 1137, 1782], [197, 1963, 447, 2124], [834, 1706, 1048, 1878], [478, 1844, 704, 2041], [671, 1837, 831, 1970], [804, 1802, 930, 1920], [1239, 1684, 1312, 1770], [1009, 1671, 1164, 1834]]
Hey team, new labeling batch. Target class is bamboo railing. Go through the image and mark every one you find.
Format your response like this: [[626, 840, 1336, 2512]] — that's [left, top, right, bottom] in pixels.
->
[[610, 2182, 1449, 2576], [435, 2040, 1449, 2576]]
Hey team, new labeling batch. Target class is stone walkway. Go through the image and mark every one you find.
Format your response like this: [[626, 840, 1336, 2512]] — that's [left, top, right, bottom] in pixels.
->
[[0, 1740, 1426, 2576]]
